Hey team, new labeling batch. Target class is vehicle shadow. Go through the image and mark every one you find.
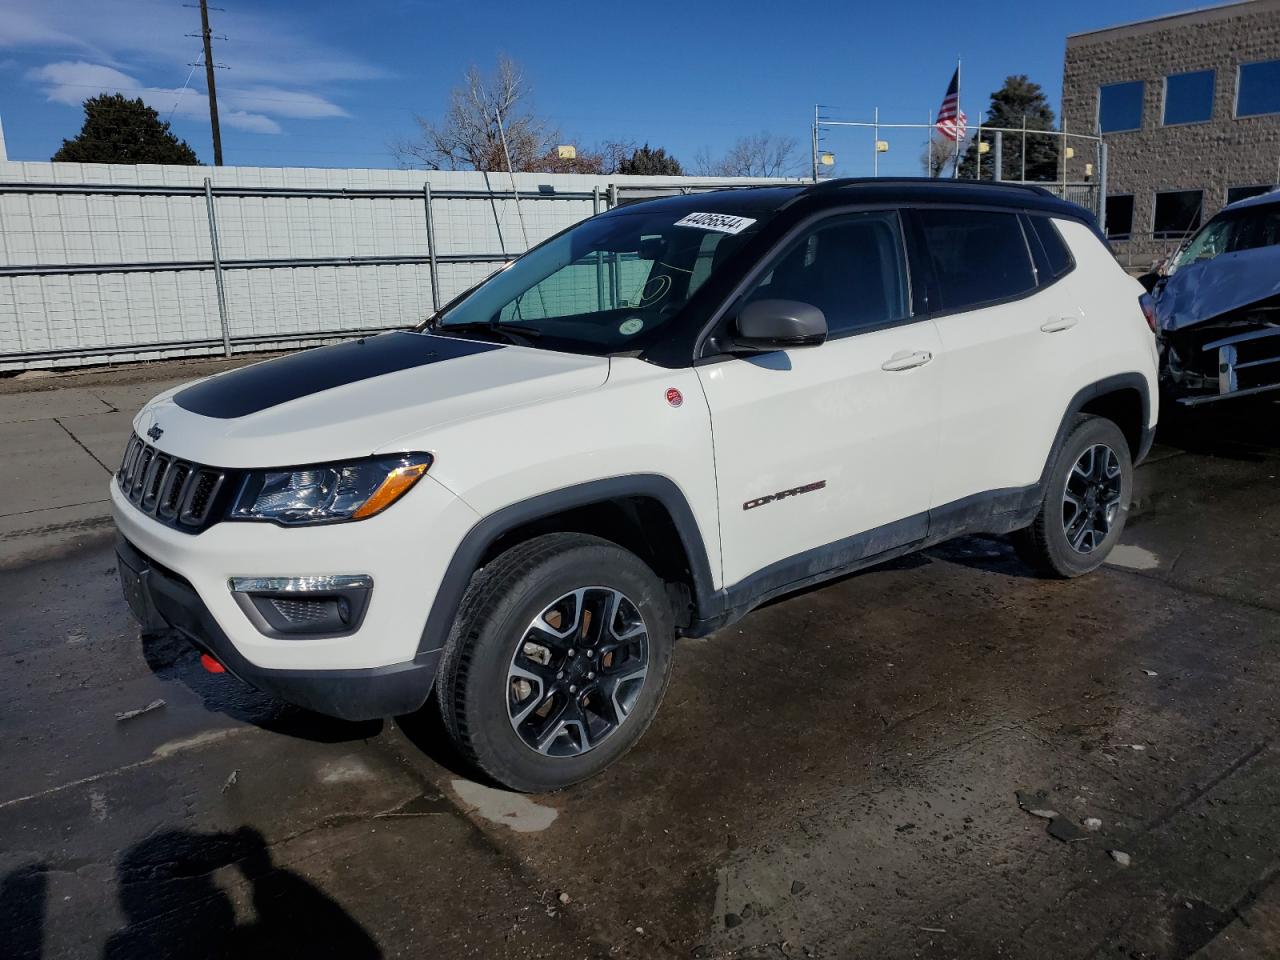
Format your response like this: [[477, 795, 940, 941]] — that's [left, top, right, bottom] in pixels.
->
[[923, 534, 1043, 579], [1, 861, 47, 960], [394, 693, 496, 785], [139, 629, 383, 745], [1157, 396, 1279, 459], [101, 827, 381, 959]]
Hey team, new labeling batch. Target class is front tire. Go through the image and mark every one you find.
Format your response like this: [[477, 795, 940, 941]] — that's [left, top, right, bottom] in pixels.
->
[[436, 533, 675, 792], [1014, 414, 1133, 578]]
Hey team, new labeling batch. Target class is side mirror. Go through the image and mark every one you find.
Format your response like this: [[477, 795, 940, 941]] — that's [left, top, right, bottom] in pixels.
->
[[732, 299, 827, 351]]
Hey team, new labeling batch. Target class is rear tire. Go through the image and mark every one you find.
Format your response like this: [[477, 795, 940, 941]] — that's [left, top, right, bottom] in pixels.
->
[[1013, 414, 1133, 578], [436, 533, 675, 792]]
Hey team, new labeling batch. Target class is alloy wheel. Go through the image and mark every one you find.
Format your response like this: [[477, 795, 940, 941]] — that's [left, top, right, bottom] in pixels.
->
[[506, 587, 649, 757], [1062, 443, 1123, 554]]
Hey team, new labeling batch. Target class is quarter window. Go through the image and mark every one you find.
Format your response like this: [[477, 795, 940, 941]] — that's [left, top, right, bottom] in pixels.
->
[[740, 211, 910, 337], [1163, 69, 1215, 125], [1105, 195, 1136, 239], [1153, 190, 1203, 240], [1098, 81, 1144, 133], [916, 209, 1037, 312], [1237, 59, 1280, 117], [1027, 217, 1074, 279]]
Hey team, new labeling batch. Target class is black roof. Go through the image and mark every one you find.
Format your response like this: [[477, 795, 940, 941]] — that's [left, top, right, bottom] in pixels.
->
[[602, 177, 1091, 225]]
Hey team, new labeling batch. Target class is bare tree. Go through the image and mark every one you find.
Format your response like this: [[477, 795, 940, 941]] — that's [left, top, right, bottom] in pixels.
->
[[919, 133, 970, 178], [690, 146, 719, 177], [391, 55, 560, 171], [706, 132, 799, 177], [920, 133, 952, 177]]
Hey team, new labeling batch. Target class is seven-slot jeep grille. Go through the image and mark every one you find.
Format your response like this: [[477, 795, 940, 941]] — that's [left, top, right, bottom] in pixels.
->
[[117, 434, 226, 531]]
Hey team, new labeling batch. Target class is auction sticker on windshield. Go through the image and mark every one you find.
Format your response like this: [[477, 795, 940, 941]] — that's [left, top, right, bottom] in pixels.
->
[[673, 212, 757, 235]]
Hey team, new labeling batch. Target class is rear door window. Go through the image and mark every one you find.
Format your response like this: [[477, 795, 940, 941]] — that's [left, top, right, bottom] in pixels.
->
[[915, 209, 1037, 312]]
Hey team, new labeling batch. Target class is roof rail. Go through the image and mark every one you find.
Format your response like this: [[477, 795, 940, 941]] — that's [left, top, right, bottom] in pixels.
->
[[805, 177, 1056, 198]]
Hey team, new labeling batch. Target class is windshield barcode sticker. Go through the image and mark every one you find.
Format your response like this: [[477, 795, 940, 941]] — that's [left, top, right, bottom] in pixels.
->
[[673, 212, 757, 235]]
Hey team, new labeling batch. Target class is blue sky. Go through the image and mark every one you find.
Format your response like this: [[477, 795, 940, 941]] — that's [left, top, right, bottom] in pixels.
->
[[0, 0, 1216, 176]]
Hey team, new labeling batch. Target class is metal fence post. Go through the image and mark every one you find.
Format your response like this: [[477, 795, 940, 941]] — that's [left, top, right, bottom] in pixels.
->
[[993, 131, 1003, 182], [423, 181, 441, 314], [203, 177, 232, 358], [592, 186, 605, 310], [607, 183, 618, 211], [1097, 141, 1108, 224]]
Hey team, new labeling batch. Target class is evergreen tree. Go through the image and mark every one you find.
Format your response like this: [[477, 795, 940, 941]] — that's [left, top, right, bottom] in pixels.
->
[[617, 143, 683, 176], [959, 75, 1058, 181], [53, 94, 200, 165]]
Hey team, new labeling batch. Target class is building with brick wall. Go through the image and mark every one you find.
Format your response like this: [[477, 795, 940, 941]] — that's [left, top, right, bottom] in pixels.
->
[[1062, 0, 1280, 267]]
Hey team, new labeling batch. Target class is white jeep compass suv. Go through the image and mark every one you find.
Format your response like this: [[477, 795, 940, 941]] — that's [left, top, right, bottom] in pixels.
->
[[114, 179, 1158, 791]]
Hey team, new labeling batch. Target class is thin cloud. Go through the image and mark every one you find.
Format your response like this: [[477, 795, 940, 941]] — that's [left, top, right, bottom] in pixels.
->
[[30, 61, 290, 134], [5, 0, 375, 135]]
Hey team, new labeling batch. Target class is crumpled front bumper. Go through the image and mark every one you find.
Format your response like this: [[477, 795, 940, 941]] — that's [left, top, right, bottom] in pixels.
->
[[1172, 325, 1280, 407]]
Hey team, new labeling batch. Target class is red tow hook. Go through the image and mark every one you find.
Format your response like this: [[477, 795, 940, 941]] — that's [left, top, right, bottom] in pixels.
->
[[200, 653, 227, 674]]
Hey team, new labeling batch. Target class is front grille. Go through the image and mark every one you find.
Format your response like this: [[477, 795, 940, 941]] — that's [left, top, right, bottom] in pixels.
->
[[117, 434, 227, 532]]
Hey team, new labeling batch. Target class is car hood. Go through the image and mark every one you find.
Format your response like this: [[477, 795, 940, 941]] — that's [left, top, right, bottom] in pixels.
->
[[1156, 244, 1280, 332], [135, 331, 610, 468]]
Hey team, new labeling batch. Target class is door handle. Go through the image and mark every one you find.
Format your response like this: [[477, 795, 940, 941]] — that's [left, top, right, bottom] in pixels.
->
[[880, 350, 933, 372], [1041, 316, 1079, 333]]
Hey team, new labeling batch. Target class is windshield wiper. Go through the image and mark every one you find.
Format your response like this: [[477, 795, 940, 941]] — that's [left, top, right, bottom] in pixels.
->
[[436, 320, 542, 343]]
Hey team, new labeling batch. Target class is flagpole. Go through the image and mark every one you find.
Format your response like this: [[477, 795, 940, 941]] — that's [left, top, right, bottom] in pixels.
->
[[952, 56, 961, 179]]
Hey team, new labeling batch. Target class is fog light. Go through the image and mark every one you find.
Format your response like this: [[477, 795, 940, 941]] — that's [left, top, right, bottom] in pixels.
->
[[229, 575, 372, 638]]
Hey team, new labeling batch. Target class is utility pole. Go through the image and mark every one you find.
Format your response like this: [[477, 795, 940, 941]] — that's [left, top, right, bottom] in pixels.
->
[[199, 0, 223, 165], [811, 104, 820, 183]]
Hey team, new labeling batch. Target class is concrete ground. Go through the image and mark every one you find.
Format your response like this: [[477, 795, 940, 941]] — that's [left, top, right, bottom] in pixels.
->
[[1, 360, 1278, 959]]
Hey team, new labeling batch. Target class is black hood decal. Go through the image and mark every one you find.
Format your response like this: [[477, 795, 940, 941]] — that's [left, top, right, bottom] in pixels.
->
[[173, 332, 503, 419]]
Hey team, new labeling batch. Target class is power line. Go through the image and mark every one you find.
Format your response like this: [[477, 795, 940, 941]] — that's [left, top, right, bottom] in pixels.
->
[[166, 50, 203, 123]]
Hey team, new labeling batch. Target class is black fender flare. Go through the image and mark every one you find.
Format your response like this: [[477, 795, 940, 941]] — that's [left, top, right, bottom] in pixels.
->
[[415, 475, 717, 660], [1040, 372, 1154, 489]]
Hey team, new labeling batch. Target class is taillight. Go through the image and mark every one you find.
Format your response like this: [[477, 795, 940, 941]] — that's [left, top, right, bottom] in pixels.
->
[[1138, 293, 1157, 334]]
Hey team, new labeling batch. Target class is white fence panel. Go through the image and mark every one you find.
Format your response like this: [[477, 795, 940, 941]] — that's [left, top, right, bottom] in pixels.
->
[[0, 163, 794, 369]]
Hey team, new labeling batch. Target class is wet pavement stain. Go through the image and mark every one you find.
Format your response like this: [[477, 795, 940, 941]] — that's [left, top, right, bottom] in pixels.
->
[[2, 406, 1280, 958]]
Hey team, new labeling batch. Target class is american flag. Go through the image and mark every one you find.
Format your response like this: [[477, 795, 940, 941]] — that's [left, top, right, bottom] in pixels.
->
[[935, 68, 967, 141]]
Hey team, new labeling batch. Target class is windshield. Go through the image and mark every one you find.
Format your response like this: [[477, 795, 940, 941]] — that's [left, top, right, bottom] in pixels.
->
[[430, 205, 770, 353], [1173, 202, 1280, 270]]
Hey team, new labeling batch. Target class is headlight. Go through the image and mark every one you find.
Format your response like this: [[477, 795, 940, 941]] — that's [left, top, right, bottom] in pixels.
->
[[229, 453, 432, 526]]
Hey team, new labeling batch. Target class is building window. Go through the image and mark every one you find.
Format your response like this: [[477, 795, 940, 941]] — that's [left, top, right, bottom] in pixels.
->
[[1237, 59, 1280, 117], [1153, 190, 1203, 239], [1105, 195, 1135, 239], [1163, 69, 1215, 125], [1227, 184, 1275, 205], [1098, 81, 1144, 133]]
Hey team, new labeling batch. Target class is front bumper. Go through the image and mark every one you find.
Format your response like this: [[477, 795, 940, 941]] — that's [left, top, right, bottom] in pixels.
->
[[110, 459, 481, 720], [116, 534, 440, 720]]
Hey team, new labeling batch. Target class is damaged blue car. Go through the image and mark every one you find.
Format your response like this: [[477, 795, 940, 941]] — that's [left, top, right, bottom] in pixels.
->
[[1150, 188, 1280, 407]]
